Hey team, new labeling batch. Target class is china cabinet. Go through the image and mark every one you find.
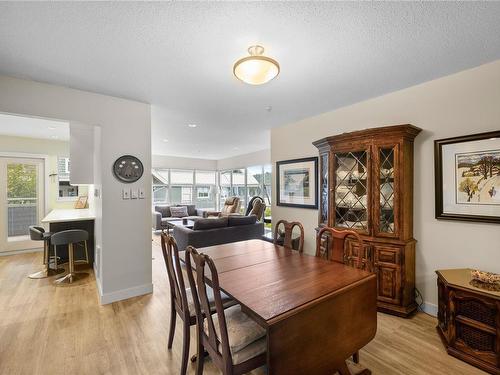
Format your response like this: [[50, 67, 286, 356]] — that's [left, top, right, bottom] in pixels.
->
[[313, 124, 421, 317]]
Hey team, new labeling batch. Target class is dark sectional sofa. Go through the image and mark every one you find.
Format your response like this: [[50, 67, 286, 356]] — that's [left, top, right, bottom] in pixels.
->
[[173, 215, 264, 251], [152, 204, 207, 231]]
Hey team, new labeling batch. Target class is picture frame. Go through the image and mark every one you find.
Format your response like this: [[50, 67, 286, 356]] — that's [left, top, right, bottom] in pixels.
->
[[276, 157, 318, 209], [74, 195, 88, 209], [435, 130, 500, 223]]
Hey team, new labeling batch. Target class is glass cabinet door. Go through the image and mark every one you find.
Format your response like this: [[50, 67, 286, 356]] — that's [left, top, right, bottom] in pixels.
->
[[319, 152, 329, 225], [376, 145, 398, 236], [333, 150, 369, 232]]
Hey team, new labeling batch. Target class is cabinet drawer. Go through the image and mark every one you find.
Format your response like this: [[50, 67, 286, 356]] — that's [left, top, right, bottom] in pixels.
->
[[375, 246, 400, 265]]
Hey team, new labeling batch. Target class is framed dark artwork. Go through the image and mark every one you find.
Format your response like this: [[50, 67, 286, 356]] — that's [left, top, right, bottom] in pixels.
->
[[435, 130, 500, 223], [276, 157, 318, 209], [112, 155, 144, 183]]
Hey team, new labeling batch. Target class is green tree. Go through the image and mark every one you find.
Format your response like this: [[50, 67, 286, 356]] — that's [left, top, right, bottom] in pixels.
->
[[7, 164, 37, 202]]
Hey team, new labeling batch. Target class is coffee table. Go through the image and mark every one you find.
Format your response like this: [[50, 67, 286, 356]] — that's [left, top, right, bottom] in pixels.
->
[[164, 219, 196, 234]]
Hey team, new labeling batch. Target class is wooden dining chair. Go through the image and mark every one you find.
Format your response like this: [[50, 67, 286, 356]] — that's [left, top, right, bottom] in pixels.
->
[[315, 226, 372, 272], [316, 226, 373, 367], [185, 246, 267, 375], [273, 219, 305, 253], [160, 233, 236, 375]]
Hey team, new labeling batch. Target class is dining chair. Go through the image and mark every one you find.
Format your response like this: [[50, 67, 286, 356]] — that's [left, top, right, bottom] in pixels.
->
[[185, 246, 267, 375], [160, 233, 236, 375], [273, 219, 304, 253], [315, 226, 373, 365]]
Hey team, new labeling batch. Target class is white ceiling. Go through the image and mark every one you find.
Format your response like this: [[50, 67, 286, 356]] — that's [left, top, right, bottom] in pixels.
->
[[1, 2, 500, 159], [0, 113, 69, 141]]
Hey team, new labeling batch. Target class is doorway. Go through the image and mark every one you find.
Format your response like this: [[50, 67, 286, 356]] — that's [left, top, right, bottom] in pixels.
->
[[0, 157, 45, 252]]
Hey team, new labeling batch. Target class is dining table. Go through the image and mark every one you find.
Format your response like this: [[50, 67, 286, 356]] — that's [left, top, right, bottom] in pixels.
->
[[180, 239, 377, 375]]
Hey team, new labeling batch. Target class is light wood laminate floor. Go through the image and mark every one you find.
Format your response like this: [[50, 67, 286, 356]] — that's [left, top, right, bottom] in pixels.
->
[[0, 236, 486, 375]]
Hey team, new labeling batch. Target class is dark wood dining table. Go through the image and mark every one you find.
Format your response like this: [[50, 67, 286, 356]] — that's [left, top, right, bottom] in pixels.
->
[[180, 239, 377, 375]]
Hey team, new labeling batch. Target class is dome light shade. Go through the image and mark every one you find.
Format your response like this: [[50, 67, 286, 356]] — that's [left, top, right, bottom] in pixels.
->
[[233, 45, 280, 85]]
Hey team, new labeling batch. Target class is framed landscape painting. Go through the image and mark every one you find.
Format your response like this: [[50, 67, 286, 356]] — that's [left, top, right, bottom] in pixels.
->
[[435, 130, 500, 223], [277, 157, 318, 209]]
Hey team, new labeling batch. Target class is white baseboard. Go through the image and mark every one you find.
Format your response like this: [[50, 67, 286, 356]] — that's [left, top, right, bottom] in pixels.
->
[[0, 247, 43, 256], [93, 262, 103, 301], [421, 302, 438, 317], [98, 282, 154, 305]]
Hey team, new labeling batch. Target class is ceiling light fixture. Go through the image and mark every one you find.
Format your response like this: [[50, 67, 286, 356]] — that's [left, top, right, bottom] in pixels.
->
[[233, 45, 280, 85], [188, 124, 197, 128], [162, 138, 169, 142], [48, 126, 56, 130]]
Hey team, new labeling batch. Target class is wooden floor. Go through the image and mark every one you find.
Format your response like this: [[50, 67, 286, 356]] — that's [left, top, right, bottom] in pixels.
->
[[0, 235, 486, 375]]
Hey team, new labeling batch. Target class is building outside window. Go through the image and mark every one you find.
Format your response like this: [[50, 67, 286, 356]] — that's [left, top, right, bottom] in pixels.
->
[[57, 157, 78, 199], [151, 165, 272, 218]]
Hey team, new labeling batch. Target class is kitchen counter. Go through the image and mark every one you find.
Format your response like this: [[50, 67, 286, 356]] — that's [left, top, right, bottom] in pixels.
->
[[42, 209, 95, 223]]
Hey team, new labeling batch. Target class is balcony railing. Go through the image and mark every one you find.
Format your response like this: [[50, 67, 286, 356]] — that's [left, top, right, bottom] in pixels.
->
[[7, 198, 37, 237]]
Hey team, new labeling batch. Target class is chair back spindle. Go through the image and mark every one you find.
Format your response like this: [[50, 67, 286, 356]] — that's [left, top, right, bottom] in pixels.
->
[[161, 233, 190, 317]]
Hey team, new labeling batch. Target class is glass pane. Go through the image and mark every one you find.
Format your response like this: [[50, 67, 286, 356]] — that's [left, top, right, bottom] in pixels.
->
[[170, 169, 193, 184], [334, 151, 368, 230], [153, 185, 168, 204], [195, 170, 216, 185], [263, 164, 272, 207], [195, 185, 216, 210], [7, 163, 38, 237], [152, 169, 169, 184], [247, 165, 262, 200], [379, 147, 395, 233], [220, 170, 231, 186], [320, 153, 329, 224], [232, 169, 246, 213], [170, 186, 192, 204]]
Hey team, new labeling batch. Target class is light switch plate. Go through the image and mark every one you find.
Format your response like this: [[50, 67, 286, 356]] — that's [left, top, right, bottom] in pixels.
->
[[122, 188, 130, 199], [139, 188, 145, 199], [131, 189, 138, 199]]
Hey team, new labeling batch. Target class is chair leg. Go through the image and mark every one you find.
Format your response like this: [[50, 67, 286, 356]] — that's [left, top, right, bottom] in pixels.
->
[[84, 240, 89, 264], [195, 322, 205, 375], [338, 361, 353, 375], [180, 320, 190, 375], [167, 298, 176, 349], [353, 351, 359, 364]]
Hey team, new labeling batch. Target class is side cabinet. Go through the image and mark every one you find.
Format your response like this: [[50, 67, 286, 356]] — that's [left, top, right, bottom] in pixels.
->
[[436, 269, 500, 375]]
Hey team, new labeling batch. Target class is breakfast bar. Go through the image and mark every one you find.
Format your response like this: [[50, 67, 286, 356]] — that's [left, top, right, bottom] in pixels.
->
[[41, 209, 96, 266]]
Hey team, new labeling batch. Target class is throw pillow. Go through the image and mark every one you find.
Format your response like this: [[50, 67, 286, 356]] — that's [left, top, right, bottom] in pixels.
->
[[170, 206, 188, 218]]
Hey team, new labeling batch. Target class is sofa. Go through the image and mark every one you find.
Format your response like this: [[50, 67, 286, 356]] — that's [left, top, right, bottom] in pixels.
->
[[152, 204, 207, 231], [173, 214, 264, 251]]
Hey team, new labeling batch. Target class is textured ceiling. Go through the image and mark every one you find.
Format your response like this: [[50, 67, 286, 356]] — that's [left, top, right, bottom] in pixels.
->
[[1, 2, 500, 159]]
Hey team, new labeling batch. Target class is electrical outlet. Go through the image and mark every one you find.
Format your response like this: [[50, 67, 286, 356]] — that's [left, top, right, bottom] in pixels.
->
[[122, 189, 130, 199], [131, 189, 138, 199], [139, 188, 145, 199]]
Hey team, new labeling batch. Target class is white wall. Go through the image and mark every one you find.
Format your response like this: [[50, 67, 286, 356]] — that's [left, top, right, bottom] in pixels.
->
[[0, 75, 152, 304], [217, 149, 270, 170], [271, 59, 500, 311], [152, 154, 217, 170]]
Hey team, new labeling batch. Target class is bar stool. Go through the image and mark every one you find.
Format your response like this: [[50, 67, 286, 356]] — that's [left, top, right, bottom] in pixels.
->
[[28, 226, 65, 279], [51, 229, 89, 285]]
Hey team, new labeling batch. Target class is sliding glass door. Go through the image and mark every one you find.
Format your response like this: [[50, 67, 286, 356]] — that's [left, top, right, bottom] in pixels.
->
[[0, 157, 45, 252]]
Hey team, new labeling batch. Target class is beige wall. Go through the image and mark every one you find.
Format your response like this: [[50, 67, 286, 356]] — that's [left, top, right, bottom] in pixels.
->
[[0, 135, 88, 211], [217, 149, 271, 170], [271, 59, 500, 311]]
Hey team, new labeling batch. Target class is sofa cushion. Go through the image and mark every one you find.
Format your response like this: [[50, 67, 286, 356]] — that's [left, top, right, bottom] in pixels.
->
[[155, 205, 171, 218], [228, 215, 257, 227], [185, 204, 197, 216], [193, 217, 228, 230], [170, 206, 189, 218]]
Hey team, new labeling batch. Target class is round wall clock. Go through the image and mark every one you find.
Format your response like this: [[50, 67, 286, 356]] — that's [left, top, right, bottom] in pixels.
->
[[112, 155, 144, 183]]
